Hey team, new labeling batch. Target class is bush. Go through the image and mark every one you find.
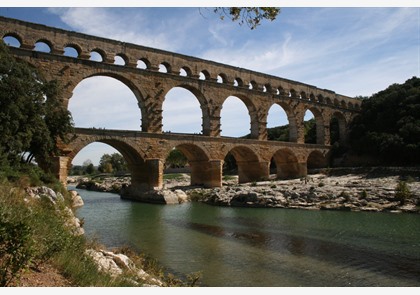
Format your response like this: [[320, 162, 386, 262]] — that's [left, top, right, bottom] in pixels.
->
[[395, 181, 412, 205]]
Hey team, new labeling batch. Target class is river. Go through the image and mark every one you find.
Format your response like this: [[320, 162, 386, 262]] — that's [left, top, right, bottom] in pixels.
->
[[72, 187, 420, 287]]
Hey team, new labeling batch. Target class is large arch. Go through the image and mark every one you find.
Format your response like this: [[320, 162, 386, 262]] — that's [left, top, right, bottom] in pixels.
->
[[67, 75, 143, 131], [67, 137, 159, 193], [220, 95, 258, 139], [307, 150, 328, 171], [330, 111, 347, 145], [162, 85, 208, 135], [164, 143, 216, 187], [267, 102, 298, 142], [303, 107, 325, 145], [224, 145, 266, 183], [271, 148, 301, 179]]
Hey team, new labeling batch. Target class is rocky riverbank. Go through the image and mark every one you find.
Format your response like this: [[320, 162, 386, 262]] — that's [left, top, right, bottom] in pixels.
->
[[69, 167, 420, 214]]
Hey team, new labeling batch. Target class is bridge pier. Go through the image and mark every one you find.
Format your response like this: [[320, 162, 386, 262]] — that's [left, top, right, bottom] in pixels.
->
[[190, 160, 223, 187], [237, 160, 270, 183]]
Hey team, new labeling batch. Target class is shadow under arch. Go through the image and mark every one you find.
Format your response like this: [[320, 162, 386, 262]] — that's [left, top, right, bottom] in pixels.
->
[[224, 145, 265, 183], [67, 72, 148, 131], [271, 148, 302, 179], [307, 150, 328, 172], [330, 111, 347, 145], [162, 84, 210, 135], [165, 143, 212, 187]]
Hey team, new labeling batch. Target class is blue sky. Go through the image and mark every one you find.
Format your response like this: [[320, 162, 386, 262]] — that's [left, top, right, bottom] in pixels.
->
[[1, 5, 419, 165]]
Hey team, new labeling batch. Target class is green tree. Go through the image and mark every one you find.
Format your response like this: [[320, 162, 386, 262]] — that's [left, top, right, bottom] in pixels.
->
[[212, 7, 281, 29], [98, 153, 128, 175], [165, 149, 188, 169], [348, 77, 420, 164], [0, 41, 74, 168]]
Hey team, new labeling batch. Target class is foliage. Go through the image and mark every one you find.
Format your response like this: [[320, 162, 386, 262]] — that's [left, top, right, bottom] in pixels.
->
[[165, 148, 188, 169], [394, 181, 412, 205], [348, 77, 420, 165], [98, 153, 128, 175], [213, 7, 281, 29], [0, 41, 74, 168]]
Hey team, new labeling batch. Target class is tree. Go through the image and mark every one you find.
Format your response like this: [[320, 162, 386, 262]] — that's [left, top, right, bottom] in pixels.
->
[[212, 7, 280, 29], [348, 77, 420, 165], [165, 149, 188, 169], [0, 41, 74, 168], [98, 153, 128, 175]]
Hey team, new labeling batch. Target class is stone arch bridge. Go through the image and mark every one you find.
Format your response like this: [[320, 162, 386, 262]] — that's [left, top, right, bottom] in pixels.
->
[[1, 16, 361, 199]]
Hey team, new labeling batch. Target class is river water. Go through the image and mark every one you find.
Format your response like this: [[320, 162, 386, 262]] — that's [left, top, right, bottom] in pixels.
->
[[72, 187, 420, 287]]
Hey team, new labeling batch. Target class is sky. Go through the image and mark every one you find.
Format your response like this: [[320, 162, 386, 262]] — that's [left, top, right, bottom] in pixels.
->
[[1, 3, 419, 165]]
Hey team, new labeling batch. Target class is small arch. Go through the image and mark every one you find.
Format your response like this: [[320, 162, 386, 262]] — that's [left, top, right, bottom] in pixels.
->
[[271, 148, 300, 179], [325, 97, 332, 105], [249, 80, 258, 90], [348, 102, 354, 109], [290, 89, 297, 98], [179, 66, 192, 77], [340, 100, 347, 108], [159, 62, 171, 73], [317, 94, 324, 103], [63, 44, 81, 58], [2, 33, 22, 47], [277, 87, 285, 96], [199, 70, 210, 80], [114, 55, 126, 66], [264, 84, 272, 93], [137, 58, 150, 69], [34, 39, 52, 53], [234, 77, 244, 87], [217, 73, 228, 84], [300, 91, 307, 100], [309, 93, 316, 102], [90, 49, 105, 62], [333, 98, 340, 107]]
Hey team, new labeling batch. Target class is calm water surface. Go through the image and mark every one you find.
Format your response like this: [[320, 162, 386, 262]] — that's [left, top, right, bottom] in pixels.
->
[[73, 187, 420, 287]]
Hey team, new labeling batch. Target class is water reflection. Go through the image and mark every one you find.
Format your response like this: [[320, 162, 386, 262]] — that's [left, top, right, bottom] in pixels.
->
[[75, 188, 420, 287]]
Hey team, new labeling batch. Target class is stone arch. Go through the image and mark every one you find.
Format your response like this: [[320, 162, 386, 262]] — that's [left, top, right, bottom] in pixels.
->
[[234, 77, 244, 87], [67, 72, 146, 131], [221, 94, 259, 139], [217, 73, 228, 84], [224, 145, 263, 183], [137, 58, 151, 69], [179, 66, 192, 77], [162, 85, 208, 134], [165, 143, 212, 186], [304, 107, 325, 145], [63, 43, 82, 57], [68, 137, 159, 192], [2, 32, 23, 47], [199, 70, 211, 80], [271, 148, 301, 179], [307, 150, 328, 170], [249, 80, 258, 90], [159, 62, 171, 73], [90, 48, 106, 62], [114, 53, 129, 66], [266, 102, 298, 142], [34, 39, 53, 53], [330, 111, 347, 145]]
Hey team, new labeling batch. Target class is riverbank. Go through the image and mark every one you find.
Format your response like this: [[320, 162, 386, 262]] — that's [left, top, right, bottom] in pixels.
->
[[70, 167, 420, 214]]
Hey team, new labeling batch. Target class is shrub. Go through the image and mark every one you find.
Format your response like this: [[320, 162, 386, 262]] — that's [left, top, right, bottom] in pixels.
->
[[395, 181, 412, 205]]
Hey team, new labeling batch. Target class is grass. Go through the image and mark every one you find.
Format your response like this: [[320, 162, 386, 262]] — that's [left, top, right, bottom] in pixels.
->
[[0, 165, 195, 287]]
